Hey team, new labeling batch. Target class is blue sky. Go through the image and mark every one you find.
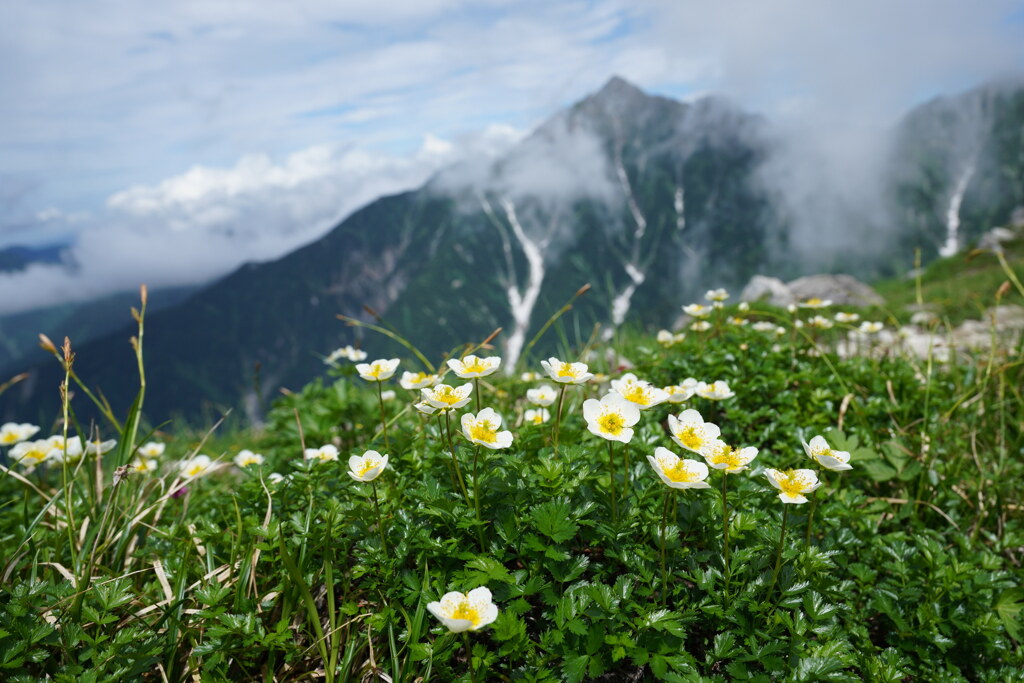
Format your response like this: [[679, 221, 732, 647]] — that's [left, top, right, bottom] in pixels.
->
[[0, 0, 1022, 311]]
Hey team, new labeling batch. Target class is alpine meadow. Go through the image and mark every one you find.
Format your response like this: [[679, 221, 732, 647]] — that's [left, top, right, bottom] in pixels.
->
[[2, 48, 1024, 683]]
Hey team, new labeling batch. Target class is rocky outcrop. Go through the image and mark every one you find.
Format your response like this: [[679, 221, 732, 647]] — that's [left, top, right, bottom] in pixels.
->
[[740, 273, 884, 307]]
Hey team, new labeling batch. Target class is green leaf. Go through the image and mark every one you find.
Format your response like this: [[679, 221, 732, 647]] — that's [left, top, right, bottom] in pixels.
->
[[996, 588, 1024, 642], [531, 499, 579, 544]]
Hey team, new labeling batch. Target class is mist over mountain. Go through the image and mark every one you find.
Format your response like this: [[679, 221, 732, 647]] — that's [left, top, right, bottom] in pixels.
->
[[3, 76, 1022, 426]]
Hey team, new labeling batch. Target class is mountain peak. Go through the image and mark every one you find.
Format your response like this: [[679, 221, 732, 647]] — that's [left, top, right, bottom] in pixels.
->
[[592, 75, 647, 103]]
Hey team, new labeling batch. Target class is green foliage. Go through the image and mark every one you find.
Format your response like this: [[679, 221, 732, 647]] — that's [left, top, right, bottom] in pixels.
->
[[0, 293, 1022, 680]]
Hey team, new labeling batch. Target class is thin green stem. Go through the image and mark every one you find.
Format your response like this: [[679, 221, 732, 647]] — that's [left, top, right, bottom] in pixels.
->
[[607, 440, 618, 525], [376, 381, 390, 452], [463, 632, 477, 683], [805, 497, 817, 547], [371, 481, 389, 559], [660, 488, 671, 605], [474, 377, 481, 414], [721, 471, 730, 585], [444, 412, 471, 507], [767, 505, 790, 598], [472, 445, 485, 552], [552, 384, 567, 456]]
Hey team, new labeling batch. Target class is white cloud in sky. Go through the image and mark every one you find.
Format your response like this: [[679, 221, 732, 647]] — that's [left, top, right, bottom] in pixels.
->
[[0, 0, 1022, 312], [0, 125, 522, 314]]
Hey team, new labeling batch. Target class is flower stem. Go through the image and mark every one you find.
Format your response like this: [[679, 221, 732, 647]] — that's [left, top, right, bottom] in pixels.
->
[[371, 480, 389, 559], [660, 488, 671, 605], [444, 412, 471, 507], [552, 384, 567, 456], [804, 497, 817, 547], [721, 471, 730, 586], [376, 381, 389, 452], [472, 445, 485, 552], [767, 504, 790, 598], [474, 377, 481, 413], [607, 440, 618, 525], [463, 632, 477, 683]]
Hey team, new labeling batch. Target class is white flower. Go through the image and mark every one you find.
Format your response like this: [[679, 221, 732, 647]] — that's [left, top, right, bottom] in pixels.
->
[[752, 321, 776, 333], [682, 303, 712, 318], [728, 316, 748, 326], [461, 408, 513, 449], [304, 444, 339, 462], [46, 435, 84, 463], [355, 358, 400, 382], [657, 329, 685, 347], [524, 408, 550, 425], [582, 393, 641, 443], [859, 321, 884, 334], [138, 441, 166, 458], [181, 454, 213, 478], [325, 345, 367, 364], [609, 373, 669, 409], [447, 354, 501, 379], [520, 371, 540, 382], [267, 472, 286, 485], [421, 383, 473, 412], [526, 384, 558, 407], [234, 449, 265, 468], [400, 371, 438, 390], [130, 458, 158, 473], [705, 288, 730, 302], [799, 297, 832, 309], [764, 468, 822, 504], [348, 450, 389, 482], [427, 586, 499, 633], [663, 378, 699, 404], [690, 320, 711, 331], [381, 390, 396, 401], [773, 325, 787, 336], [695, 380, 735, 401], [10, 439, 51, 470], [667, 409, 721, 454], [738, 302, 750, 312], [85, 438, 117, 456], [414, 401, 439, 415], [0, 422, 40, 446], [835, 312, 860, 323], [802, 435, 853, 471], [808, 315, 834, 330], [647, 447, 712, 489], [540, 358, 593, 384], [702, 440, 759, 473]]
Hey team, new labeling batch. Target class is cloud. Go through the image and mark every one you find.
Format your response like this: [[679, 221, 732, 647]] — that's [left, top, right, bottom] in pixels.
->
[[0, 125, 522, 315]]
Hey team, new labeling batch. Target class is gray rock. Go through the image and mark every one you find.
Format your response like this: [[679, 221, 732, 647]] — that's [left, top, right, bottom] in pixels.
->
[[786, 274, 885, 307], [740, 275, 795, 306], [986, 304, 1024, 331], [978, 227, 1016, 253]]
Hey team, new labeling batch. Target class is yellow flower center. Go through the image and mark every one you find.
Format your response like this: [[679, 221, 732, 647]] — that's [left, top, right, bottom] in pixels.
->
[[663, 461, 700, 483], [709, 445, 744, 470], [186, 464, 204, 477], [434, 386, 462, 405], [530, 413, 544, 424], [776, 471, 811, 497], [1, 433, 18, 445], [356, 456, 380, 476], [597, 412, 625, 435], [676, 426, 703, 451], [20, 447, 48, 463], [470, 421, 498, 444], [448, 597, 482, 626], [622, 385, 650, 405], [557, 363, 577, 378], [368, 363, 386, 378], [806, 298, 822, 306], [463, 359, 487, 374]]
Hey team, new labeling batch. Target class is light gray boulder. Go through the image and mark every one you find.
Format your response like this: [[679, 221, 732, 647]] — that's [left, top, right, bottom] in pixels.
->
[[739, 275, 795, 306], [786, 274, 885, 307]]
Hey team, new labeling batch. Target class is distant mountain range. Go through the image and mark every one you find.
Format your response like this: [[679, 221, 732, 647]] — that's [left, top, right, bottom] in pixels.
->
[[3, 76, 1022, 426]]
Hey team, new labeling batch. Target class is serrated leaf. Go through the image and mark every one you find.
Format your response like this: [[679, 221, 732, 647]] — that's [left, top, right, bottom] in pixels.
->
[[996, 589, 1024, 642], [531, 499, 579, 543]]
